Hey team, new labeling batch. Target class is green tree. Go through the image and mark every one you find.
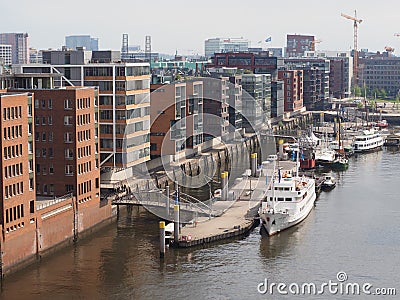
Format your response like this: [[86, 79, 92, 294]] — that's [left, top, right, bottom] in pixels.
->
[[352, 85, 362, 97], [379, 88, 387, 99], [371, 88, 380, 99]]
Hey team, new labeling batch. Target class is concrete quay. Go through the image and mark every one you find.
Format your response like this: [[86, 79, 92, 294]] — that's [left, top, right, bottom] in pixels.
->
[[173, 177, 267, 248]]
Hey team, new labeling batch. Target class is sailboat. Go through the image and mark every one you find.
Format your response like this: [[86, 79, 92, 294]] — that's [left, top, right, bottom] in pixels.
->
[[258, 151, 317, 236]]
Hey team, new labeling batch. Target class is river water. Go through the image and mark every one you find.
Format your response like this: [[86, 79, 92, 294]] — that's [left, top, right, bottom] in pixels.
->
[[1, 149, 399, 299]]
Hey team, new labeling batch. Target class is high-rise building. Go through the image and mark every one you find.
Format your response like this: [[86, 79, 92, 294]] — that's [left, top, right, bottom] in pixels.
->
[[358, 56, 400, 97], [13, 49, 151, 186], [150, 80, 204, 159], [202, 77, 230, 141], [0, 91, 36, 269], [241, 74, 271, 131], [271, 81, 284, 118], [0, 33, 29, 64], [205, 38, 249, 58], [286, 34, 315, 57], [304, 50, 352, 99], [278, 70, 304, 112], [65, 35, 99, 51], [284, 58, 330, 110], [27, 87, 100, 204], [0, 44, 12, 66]]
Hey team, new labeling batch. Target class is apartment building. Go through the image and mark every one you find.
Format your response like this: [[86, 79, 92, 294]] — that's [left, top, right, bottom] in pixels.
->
[[209, 51, 281, 80], [150, 80, 203, 159], [278, 70, 304, 112], [202, 77, 230, 141], [284, 58, 330, 110], [0, 91, 36, 270], [241, 74, 271, 131], [12, 49, 151, 185], [0, 33, 29, 64], [0, 45, 12, 66], [286, 34, 315, 57]]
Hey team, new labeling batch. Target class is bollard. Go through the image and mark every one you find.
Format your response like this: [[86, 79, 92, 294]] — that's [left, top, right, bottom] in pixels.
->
[[278, 139, 284, 159], [174, 205, 180, 244], [251, 153, 257, 177], [159, 221, 165, 258], [221, 171, 228, 201], [165, 185, 170, 217]]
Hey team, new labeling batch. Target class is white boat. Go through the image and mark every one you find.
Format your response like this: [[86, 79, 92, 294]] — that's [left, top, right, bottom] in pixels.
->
[[259, 167, 316, 236], [315, 148, 336, 166], [322, 174, 336, 190], [165, 222, 174, 244], [351, 129, 384, 153]]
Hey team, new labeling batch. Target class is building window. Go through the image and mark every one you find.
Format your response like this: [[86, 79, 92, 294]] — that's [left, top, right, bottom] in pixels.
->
[[64, 99, 73, 110], [64, 115, 73, 126], [65, 165, 73, 175], [30, 200, 35, 213], [65, 148, 73, 159], [64, 132, 73, 143], [48, 99, 53, 109], [66, 184, 74, 193]]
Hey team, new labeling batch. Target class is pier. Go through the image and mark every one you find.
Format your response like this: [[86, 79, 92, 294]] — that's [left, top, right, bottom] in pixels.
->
[[174, 177, 264, 248]]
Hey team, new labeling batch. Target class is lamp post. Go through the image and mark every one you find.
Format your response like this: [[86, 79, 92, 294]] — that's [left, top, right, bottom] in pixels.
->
[[245, 169, 252, 199]]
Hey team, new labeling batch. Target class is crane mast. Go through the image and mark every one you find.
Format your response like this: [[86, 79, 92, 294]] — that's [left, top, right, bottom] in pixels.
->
[[341, 10, 363, 88]]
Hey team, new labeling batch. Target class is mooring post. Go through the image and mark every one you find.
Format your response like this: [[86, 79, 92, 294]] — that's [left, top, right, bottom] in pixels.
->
[[174, 205, 180, 245], [159, 221, 165, 258], [165, 184, 170, 218], [221, 171, 228, 201], [251, 153, 257, 177]]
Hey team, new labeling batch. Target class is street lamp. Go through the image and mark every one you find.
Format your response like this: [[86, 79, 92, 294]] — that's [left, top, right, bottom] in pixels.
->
[[245, 169, 252, 198]]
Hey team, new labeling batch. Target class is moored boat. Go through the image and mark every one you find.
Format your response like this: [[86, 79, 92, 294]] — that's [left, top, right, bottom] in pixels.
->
[[259, 166, 316, 236], [351, 129, 384, 153], [322, 174, 336, 191]]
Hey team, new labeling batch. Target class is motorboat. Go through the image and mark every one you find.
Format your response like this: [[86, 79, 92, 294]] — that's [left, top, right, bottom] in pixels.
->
[[322, 174, 336, 191]]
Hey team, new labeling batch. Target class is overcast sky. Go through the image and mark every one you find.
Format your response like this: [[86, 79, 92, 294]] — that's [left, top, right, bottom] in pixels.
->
[[1, 0, 400, 55]]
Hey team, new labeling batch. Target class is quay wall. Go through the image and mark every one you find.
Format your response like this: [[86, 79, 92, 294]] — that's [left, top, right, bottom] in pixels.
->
[[1, 197, 115, 277]]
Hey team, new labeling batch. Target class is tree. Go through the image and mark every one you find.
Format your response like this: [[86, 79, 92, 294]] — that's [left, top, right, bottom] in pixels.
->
[[379, 88, 387, 99], [352, 85, 362, 97]]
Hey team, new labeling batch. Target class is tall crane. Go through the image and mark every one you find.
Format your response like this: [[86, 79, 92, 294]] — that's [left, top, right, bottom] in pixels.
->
[[341, 10, 363, 87]]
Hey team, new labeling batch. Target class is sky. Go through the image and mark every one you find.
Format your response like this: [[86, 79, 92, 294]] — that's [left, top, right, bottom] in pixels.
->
[[1, 0, 400, 55]]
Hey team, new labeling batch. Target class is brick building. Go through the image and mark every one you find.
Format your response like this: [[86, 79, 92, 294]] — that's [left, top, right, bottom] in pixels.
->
[[150, 80, 203, 159], [278, 70, 304, 112], [0, 91, 36, 274], [286, 34, 315, 57]]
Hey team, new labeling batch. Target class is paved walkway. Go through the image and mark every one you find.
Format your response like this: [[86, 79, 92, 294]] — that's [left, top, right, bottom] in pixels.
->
[[176, 178, 266, 246]]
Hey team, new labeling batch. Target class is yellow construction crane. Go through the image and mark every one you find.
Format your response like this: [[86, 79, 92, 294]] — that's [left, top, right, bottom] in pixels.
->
[[341, 10, 363, 87]]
